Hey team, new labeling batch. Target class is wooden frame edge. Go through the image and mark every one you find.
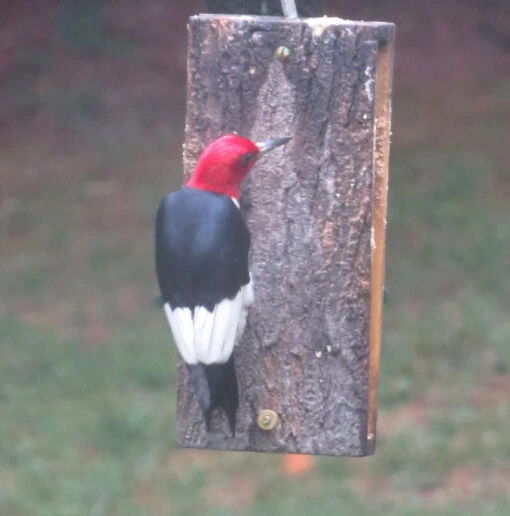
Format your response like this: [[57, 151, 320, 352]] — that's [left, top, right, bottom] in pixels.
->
[[367, 38, 394, 455]]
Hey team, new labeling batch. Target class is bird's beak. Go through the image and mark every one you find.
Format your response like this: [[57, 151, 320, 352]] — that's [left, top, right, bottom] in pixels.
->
[[256, 137, 291, 156]]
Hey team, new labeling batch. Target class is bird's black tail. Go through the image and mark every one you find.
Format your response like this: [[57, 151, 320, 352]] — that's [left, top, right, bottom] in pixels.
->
[[186, 355, 238, 435]]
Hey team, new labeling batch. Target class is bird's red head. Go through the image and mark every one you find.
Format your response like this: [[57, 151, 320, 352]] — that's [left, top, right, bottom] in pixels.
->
[[187, 134, 290, 199]]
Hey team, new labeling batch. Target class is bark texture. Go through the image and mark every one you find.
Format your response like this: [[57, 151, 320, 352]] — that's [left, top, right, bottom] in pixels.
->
[[178, 14, 394, 456]]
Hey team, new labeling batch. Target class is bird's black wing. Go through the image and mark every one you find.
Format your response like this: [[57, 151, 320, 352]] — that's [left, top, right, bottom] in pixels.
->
[[155, 186, 250, 312]]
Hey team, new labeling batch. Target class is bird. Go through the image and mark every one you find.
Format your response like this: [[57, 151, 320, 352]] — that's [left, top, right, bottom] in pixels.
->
[[155, 133, 291, 435]]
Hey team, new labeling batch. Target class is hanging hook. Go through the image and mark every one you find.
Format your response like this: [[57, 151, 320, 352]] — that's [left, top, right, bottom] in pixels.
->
[[281, 0, 298, 18]]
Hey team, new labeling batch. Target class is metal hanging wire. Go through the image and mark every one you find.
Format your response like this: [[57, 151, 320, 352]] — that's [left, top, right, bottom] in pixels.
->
[[281, 0, 298, 18]]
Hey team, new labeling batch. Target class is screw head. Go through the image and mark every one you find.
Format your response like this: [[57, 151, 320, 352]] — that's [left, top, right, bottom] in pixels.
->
[[257, 409, 278, 431], [275, 46, 290, 62]]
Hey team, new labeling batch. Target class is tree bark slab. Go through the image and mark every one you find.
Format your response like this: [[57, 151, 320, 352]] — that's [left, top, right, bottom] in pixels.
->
[[178, 14, 394, 456]]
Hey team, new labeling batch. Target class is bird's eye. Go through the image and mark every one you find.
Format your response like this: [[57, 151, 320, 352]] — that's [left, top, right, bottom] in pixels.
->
[[240, 153, 255, 167]]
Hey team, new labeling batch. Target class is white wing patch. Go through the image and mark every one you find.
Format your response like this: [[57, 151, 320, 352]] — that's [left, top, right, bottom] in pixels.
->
[[163, 279, 253, 365], [236, 277, 254, 343], [164, 305, 195, 364]]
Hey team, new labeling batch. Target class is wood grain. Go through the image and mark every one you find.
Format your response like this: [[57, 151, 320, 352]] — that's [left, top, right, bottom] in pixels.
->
[[178, 14, 394, 456]]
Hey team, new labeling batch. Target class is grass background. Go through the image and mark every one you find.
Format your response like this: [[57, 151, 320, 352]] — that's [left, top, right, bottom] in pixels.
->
[[1, 1, 510, 514]]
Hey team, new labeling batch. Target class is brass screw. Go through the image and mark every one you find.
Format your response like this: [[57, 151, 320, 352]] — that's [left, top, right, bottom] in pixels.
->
[[257, 409, 278, 431], [275, 46, 290, 62]]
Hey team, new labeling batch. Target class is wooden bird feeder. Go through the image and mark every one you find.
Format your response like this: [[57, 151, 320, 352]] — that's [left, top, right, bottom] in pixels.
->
[[178, 13, 395, 457]]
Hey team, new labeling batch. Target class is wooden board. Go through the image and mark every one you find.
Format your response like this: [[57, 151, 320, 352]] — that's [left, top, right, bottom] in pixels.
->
[[177, 14, 394, 456]]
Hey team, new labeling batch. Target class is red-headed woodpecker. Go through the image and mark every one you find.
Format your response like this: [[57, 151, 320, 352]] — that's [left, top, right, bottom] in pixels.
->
[[155, 134, 290, 434]]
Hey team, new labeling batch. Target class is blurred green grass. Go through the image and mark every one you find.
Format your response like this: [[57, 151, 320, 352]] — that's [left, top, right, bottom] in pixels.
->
[[1, 33, 510, 516]]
